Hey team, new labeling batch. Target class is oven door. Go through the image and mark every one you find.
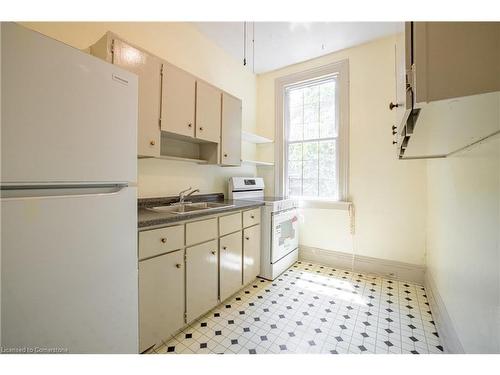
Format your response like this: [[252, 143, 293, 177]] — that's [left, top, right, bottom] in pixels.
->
[[271, 208, 299, 263]]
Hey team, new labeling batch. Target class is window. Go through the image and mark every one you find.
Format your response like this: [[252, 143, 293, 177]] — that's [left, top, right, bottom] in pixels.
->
[[285, 78, 338, 199], [275, 60, 349, 202]]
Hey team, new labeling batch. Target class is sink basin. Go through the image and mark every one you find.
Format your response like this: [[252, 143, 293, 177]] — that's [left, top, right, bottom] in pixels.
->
[[147, 202, 235, 215]]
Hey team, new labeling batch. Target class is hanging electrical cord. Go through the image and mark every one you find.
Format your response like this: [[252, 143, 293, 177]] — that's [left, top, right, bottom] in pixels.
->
[[348, 202, 356, 273], [243, 22, 247, 66], [252, 22, 255, 73]]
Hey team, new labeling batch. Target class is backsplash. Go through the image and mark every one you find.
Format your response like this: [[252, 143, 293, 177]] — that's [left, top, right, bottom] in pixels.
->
[[137, 158, 256, 198]]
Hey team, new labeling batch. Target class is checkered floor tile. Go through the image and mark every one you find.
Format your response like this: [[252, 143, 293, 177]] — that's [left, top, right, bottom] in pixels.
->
[[153, 261, 443, 354]]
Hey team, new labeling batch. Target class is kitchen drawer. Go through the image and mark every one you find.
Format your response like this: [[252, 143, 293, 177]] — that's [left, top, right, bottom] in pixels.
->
[[219, 212, 242, 236], [243, 208, 260, 228], [186, 217, 217, 246], [139, 225, 184, 260]]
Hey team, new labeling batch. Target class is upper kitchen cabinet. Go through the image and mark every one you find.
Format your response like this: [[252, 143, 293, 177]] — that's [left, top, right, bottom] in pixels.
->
[[89, 32, 243, 165], [195, 81, 222, 143], [221, 93, 242, 166], [393, 22, 500, 159], [90, 33, 162, 158], [160, 62, 196, 138]]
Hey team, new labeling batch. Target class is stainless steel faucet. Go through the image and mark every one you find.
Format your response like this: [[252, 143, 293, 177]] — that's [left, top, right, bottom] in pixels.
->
[[177, 187, 200, 204]]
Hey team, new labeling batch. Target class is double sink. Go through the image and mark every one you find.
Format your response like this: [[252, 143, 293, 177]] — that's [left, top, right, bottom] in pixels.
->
[[147, 201, 235, 215]]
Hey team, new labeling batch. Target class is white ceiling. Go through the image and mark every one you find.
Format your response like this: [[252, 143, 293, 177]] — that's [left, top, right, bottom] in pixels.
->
[[193, 22, 403, 74]]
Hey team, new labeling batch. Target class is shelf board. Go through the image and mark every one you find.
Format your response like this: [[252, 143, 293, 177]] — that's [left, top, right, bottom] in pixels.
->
[[241, 131, 273, 144], [241, 159, 274, 166], [157, 155, 208, 164]]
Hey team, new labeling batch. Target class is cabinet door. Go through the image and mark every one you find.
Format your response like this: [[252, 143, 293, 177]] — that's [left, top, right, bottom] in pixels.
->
[[139, 250, 184, 352], [219, 231, 243, 301], [186, 240, 218, 323], [243, 224, 261, 285], [161, 63, 196, 138], [112, 39, 161, 157], [394, 32, 408, 131], [195, 80, 222, 143], [221, 93, 242, 166]]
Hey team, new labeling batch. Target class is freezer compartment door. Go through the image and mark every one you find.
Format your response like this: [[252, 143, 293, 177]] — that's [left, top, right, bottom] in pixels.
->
[[1, 23, 138, 184], [0, 186, 138, 353]]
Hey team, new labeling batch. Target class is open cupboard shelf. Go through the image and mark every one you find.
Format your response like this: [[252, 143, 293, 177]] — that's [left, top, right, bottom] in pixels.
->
[[241, 159, 274, 166], [157, 155, 208, 164], [241, 131, 273, 144]]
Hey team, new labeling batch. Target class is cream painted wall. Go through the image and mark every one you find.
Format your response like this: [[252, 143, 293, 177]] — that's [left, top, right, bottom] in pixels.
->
[[256, 35, 427, 266], [21, 22, 257, 198], [426, 138, 500, 353]]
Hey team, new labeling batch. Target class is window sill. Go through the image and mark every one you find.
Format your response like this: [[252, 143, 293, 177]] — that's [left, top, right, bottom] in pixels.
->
[[296, 198, 352, 210]]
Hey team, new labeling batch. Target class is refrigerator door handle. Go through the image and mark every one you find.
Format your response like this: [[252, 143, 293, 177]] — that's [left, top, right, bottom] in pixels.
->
[[0, 184, 129, 200]]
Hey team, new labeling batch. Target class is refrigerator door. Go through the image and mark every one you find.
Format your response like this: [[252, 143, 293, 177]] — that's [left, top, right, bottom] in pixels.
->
[[0, 186, 138, 353], [1, 23, 138, 184]]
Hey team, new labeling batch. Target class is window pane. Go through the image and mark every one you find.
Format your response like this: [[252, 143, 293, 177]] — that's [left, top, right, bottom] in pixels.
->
[[319, 140, 338, 198], [320, 81, 335, 106], [288, 105, 303, 141], [302, 178, 319, 197], [304, 101, 319, 140], [284, 76, 340, 201], [319, 81, 336, 138], [288, 178, 302, 196], [288, 143, 302, 161], [302, 141, 318, 161], [303, 160, 318, 179], [287, 160, 302, 179], [288, 89, 303, 108], [303, 85, 319, 104], [319, 179, 336, 199]]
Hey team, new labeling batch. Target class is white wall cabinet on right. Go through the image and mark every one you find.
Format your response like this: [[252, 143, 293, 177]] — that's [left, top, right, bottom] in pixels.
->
[[243, 223, 261, 285]]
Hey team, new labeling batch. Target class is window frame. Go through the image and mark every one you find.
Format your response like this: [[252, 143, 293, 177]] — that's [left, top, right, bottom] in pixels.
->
[[275, 59, 350, 205]]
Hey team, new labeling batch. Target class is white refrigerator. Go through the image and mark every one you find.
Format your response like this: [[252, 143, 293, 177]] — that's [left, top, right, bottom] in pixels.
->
[[1, 23, 139, 353]]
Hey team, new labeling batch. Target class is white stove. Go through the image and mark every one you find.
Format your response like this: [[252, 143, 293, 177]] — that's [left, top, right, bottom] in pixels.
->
[[228, 177, 299, 280]]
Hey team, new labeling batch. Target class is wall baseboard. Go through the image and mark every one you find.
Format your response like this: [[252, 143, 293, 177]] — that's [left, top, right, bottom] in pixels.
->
[[424, 271, 465, 354], [299, 245, 426, 284]]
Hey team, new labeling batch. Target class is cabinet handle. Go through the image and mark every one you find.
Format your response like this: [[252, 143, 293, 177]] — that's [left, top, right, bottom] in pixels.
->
[[223, 246, 227, 250], [211, 250, 216, 255], [175, 263, 182, 269], [245, 236, 250, 240], [250, 215, 255, 219], [224, 153, 228, 158], [389, 102, 399, 110], [392, 125, 397, 131], [199, 126, 204, 131], [160, 237, 167, 243], [392, 141, 397, 145], [150, 140, 156, 146], [188, 123, 192, 128]]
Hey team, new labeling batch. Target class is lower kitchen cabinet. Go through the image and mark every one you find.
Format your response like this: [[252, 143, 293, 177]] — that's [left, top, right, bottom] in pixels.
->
[[186, 239, 219, 323], [219, 230, 243, 301], [243, 224, 261, 285], [139, 250, 184, 352]]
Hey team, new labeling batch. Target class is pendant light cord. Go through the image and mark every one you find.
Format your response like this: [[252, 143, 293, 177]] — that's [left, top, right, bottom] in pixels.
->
[[243, 22, 247, 66], [252, 22, 255, 73]]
